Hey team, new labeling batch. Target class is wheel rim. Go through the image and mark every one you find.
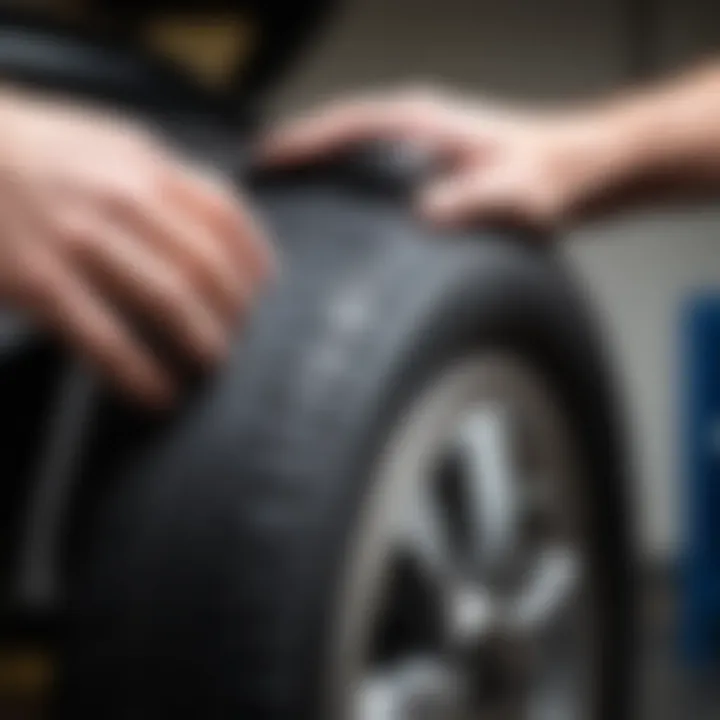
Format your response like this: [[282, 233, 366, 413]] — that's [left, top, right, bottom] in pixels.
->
[[326, 355, 593, 720]]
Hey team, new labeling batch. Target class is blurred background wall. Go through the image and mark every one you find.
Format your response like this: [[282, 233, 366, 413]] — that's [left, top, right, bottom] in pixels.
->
[[271, 0, 720, 563]]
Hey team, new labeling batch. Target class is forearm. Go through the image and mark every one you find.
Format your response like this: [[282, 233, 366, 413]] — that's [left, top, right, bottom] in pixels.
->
[[562, 61, 720, 219]]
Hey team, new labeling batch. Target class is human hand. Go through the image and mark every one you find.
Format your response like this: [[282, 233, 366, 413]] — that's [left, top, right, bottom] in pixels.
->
[[0, 91, 274, 407], [260, 88, 610, 230]]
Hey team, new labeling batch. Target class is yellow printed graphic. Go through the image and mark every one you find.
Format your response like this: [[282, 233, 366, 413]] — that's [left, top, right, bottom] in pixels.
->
[[0, 648, 54, 719], [144, 13, 256, 88]]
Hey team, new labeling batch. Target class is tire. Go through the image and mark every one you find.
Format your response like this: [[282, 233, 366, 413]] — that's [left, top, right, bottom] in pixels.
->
[[54, 170, 636, 720]]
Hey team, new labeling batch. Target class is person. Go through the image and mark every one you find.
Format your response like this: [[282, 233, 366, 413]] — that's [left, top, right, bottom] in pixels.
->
[[4, 61, 720, 408]]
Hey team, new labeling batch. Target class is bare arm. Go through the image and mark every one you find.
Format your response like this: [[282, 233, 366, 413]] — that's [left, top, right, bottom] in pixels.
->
[[261, 61, 720, 229], [566, 61, 720, 217]]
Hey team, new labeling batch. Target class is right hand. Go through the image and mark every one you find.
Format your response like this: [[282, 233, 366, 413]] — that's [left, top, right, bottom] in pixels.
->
[[0, 90, 275, 408], [261, 87, 610, 231]]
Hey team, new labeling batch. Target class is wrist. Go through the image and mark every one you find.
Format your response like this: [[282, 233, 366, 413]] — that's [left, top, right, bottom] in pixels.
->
[[542, 102, 654, 223]]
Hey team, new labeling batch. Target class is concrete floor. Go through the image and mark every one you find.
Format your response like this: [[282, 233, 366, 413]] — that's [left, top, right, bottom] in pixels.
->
[[640, 575, 720, 720]]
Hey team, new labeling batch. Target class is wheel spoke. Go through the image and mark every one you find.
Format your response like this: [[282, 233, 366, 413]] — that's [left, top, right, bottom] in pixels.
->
[[447, 582, 498, 648], [344, 358, 590, 720], [510, 545, 581, 633], [405, 474, 454, 583], [456, 407, 522, 576], [356, 659, 462, 720], [355, 672, 399, 720]]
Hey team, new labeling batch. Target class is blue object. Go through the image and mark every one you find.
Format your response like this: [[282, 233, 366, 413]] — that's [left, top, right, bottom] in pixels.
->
[[682, 293, 720, 668]]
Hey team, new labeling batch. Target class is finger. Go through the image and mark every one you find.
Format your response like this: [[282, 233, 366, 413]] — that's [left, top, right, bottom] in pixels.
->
[[419, 169, 524, 227], [166, 167, 277, 289], [101, 173, 250, 323], [63, 217, 230, 366], [21, 249, 175, 407], [259, 94, 449, 166]]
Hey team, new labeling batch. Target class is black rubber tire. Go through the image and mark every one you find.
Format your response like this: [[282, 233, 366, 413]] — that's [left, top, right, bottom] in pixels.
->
[[54, 173, 636, 720]]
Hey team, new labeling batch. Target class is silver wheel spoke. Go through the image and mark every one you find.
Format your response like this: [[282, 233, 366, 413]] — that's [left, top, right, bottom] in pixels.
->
[[511, 545, 581, 633], [340, 356, 591, 720], [355, 672, 399, 720], [357, 660, 462, 720], [405, 475, 453, 583], [457, 407, 521, 576], [447, 582, 498, 647]]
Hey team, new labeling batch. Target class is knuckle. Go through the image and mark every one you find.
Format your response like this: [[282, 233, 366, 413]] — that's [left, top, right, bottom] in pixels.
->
[[54, 212, 96, 257], [201, 247, 233, 286], [18, 260, 66, 314], [88, 319, 124, 364], [210, 186, 244, 228], [154, 269, 193, 314], [95, 170, 159, 215], [19, 262, 53, 304], [185, 251, 225, 297]]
